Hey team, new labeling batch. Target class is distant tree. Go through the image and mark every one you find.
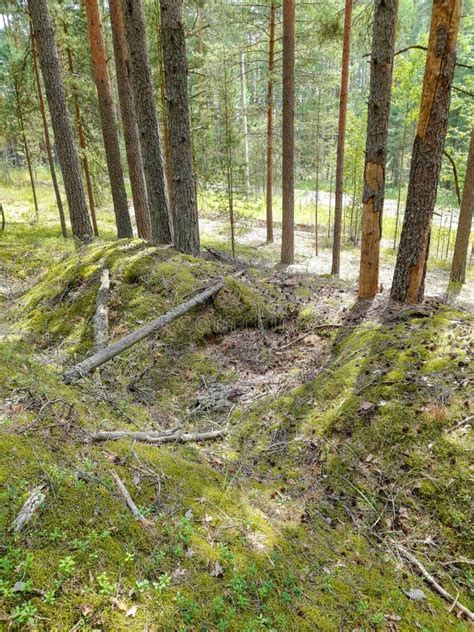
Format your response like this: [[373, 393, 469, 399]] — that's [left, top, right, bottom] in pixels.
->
[[266, 1, 276, 243], [31, 21, 67, 237], [391, 0, 462, 303], [281, 0, 295, 265], [331, 0, 352, 276], [28, 0, 93, 241], [450, 125, 474, 286], [85, 0, 132, 238], [109, 0, 151, 240], [122, 0, 172, 244], [358, 0, 398, 298], [240, 50, 250, 196], [160, 0, 200, 256]]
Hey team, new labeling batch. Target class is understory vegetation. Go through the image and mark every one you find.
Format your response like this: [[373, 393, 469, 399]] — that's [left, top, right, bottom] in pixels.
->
[[0, 223, 472, 631]]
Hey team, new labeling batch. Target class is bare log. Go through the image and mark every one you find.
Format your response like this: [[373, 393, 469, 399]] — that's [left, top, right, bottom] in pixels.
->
[[396, 544, 474, 621], [63, 276, 234, 383], [111, 469, 151, 527], [88, 429, 226, 445], [10, 484, 47, 532], [93, 269, 110, 352]]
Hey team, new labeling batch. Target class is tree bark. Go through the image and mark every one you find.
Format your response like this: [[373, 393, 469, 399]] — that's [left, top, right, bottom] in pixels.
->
[[108, 2, 150, 239], [160, 0, 200, 256], [391, 0, 461, 303], [90, 429, 226, 445], [315, 89, 321, 256], [266, 2, 276, 243], [450, 125, 474, 285], [122, 0, 172, 244], [281, 0, 295, 265], [85, 0, 133, 238], [28, 0, 93, 242], [31, 22, 67, 238], [358, 0, 399, 298], [331, 0, 352, 275], [64, 25, 99, 237], [109, 0, 151, 240]]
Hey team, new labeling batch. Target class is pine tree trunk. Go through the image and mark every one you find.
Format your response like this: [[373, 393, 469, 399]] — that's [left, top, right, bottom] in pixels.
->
[[85, 0, 133, 238], [64, 26, 99, 237], [315, 89, 321, 256], [358, 0, 398, 298], [31, 23, 67, 238], [240, 51, 250, 197], [450, 125, 474, 285], [266, 2, 275, 243], [122, 0, 172, 245], [28, 0, 93, 241], [155, 0, 174, 203], [391, 0, 461, 303], [281, 0, 295, 265], [109, 0, 151, 240], [331, 0, 352, 275], [159, 0, 200, 256]]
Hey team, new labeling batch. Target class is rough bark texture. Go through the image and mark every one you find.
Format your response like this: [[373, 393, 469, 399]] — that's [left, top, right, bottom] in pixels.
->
[[90, 429, 226, 445], [85, 0, 133, 238], [391, 0, 461, 303], [28, 0, 93, 241], [266, 2, 276, 243], [109, 0, 151, 240], [160, 0, 200, 255], [122, 0, 172, 244], [31, 24, 67, 238], [281, 0, 295, 265], [358, 0, 399, 298], [331, 0, 352, 275], [450, 125, 474, 284], [64, 33, 99, 237]]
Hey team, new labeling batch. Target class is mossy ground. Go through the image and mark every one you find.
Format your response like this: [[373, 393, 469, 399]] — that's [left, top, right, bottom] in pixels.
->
[[0, 220, 472, 630]]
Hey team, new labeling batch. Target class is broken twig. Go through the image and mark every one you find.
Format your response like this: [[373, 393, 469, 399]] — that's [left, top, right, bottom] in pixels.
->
[[10, 484, 47, 532], [93, 268, 110, 352], [395, 544, 474, 621], [88, 429, 226, 445], [111, 469, 151, 527]]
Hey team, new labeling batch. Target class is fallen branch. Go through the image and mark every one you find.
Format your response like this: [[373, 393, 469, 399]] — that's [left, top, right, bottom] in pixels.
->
[[445, 415, 473, 434], [63, 273, 241, 383], [88, 429, 226, 445], [277, 324, 343, 352], [0, 204, 4, 231], [10, 484, 47, 532], [111, 469, 151, 527], [395, 544, 474, 621], [93, 269, 110, 352]]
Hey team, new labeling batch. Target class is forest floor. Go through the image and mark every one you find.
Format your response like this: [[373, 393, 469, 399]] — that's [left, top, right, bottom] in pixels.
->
[[0, 182, 473, 630]]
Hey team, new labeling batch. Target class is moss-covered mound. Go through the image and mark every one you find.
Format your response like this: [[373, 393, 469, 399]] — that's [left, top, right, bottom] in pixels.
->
[[0, 238, 472, 630]]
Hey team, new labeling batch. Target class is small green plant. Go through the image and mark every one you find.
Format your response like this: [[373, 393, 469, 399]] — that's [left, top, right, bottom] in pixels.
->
[[10, 601, 37, 626], [58, 556, 76, 577], [96, 572, 116, 596], [43, 590, 56, 606], [153, 573, 171, 594], [135, 579, 151, 593]]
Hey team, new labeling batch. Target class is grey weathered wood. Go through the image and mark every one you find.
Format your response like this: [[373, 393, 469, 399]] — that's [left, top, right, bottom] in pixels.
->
[[10, 484, 47, 532], [93, 269, 110, 352], [111, 469, 150, 525], [89, 429, 226, 444], [63, 278, 226, 383]]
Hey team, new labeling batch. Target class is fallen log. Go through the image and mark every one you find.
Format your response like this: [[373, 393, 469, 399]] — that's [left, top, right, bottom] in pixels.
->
[[88, 429, 226, 445], [395, 544, 474, 621], [111, 469, 152, 527], [93, 268, 110, 352], [10, 484, 47, 533], [63, 274, 238, 383]]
